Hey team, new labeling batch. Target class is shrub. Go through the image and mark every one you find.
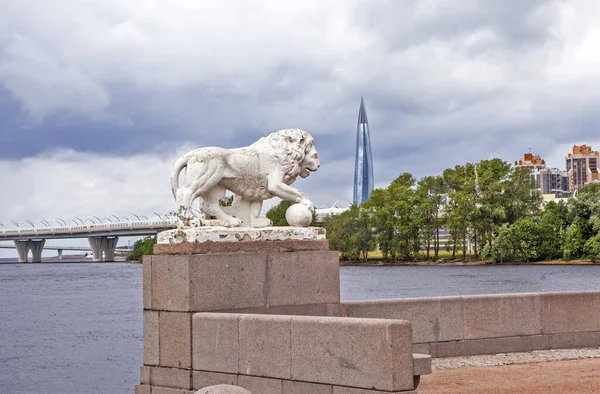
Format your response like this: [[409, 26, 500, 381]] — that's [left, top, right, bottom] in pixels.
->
[[583, 235, 600, 262], [563, 223, 585, 261], [127, 236, 157, 262]]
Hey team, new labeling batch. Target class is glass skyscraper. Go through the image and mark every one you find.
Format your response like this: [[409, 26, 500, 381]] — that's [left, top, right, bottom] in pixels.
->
[[353, 96, 374, 205]]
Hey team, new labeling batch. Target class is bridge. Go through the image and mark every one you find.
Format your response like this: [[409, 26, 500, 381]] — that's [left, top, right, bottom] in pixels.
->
[[0, 206, 348, 263], [0, 213, 175, 262]]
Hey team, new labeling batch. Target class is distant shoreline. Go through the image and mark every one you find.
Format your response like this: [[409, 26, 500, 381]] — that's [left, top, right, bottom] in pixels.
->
[[0, 256, 129, 264], [340, 259, 600, 266]]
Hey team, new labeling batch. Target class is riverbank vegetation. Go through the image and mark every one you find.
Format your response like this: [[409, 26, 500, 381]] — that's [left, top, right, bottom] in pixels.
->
[[126, 236, 156, 262], [324, 159, 600, 264]]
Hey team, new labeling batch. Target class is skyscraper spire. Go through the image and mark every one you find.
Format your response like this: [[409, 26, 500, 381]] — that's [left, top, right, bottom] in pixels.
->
[[358, 95, 368, 124], [353, 96, 374, 205]]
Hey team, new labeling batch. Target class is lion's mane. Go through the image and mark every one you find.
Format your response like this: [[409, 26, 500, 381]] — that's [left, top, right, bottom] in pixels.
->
[[250, 129, 314, 183]]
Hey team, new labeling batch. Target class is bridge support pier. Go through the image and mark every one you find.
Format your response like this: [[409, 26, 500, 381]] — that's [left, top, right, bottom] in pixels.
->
[[13, 239, 45, 263], [57, 249, 63, 259], [89, 237, 102, 261], [88, 236, 119, 262], [30, 240, 45, 263], [14, 240, 30, 263], [103, 237, 118, 262]]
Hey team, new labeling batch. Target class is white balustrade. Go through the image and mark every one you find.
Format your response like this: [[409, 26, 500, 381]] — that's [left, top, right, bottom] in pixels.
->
[[0, 214, 177, 239]]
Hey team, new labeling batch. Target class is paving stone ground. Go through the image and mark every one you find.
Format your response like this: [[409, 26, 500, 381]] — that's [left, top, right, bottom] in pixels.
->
[[419, 350, 600, 394]]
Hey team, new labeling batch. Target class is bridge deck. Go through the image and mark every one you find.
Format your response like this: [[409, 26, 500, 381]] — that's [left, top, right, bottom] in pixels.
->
[[0, 220, 176, 241]]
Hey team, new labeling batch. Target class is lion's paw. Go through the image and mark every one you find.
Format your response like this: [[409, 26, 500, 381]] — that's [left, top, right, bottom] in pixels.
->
[[177, 214, 203, 228], [225, 217, 243, 227], [249, 217, 272, 227], [299, 199, 315, 213]]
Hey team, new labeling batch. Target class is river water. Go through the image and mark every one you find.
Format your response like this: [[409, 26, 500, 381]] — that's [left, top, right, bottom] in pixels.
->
[[0, 262, 599, 394]]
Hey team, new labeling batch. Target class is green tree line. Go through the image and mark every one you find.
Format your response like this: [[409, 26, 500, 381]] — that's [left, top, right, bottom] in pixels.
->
[[324, 158, 600, 263], [127, 236, 157, 262]]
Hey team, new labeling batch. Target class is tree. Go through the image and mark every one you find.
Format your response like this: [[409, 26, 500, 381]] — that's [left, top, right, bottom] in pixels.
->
[[219, 195, 234, 206], [560, 183, 600, 261], [363, 187, 396, 262], [450, 158, 542, 263], [563, 223, 585, 261], [324, 210, 354, 260], [349, 207, 376, 261], [474, 159, 514, 247], [325, 205, 374, 261], [485, 224, 515, 263], [483, 219, 542, 263], [576, 182, 600, 236], [442, 165, 477, 259], [511, 219, 543, 262], [127, 236, 157, 262], [575, 182, 600, 204], [501, 166, 543, 224], [583, 235, 600, 262], [539, 201, 570, 231], [416, 176, 444, 260], [537, 201, 569, 260], [364, 173, 420, 262]]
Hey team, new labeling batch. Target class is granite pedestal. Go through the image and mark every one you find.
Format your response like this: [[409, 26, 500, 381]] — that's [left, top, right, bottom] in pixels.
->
[[137, 228, 425, 394]]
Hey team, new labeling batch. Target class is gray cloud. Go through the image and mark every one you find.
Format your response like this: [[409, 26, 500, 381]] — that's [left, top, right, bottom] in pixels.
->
[[358, 0, 557, 49]]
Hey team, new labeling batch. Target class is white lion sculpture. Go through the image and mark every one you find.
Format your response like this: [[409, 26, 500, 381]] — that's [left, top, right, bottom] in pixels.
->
[[171, 128, 320, 228]]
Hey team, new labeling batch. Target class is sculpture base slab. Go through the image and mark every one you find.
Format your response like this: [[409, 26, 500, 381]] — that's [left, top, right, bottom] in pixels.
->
[[154, 238, 329, 255], [157, 226, 325, 244]]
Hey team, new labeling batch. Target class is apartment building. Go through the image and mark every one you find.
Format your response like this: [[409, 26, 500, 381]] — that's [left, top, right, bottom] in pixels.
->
[[566, 145, 599, 192], [515, 153, 569, 197]]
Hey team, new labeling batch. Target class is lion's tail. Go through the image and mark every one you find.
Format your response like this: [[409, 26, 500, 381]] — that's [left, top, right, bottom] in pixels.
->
[[171, 155, 188, 199]]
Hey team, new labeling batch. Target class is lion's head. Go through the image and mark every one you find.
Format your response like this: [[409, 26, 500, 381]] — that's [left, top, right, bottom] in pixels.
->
[[252, 129, 320, 182]]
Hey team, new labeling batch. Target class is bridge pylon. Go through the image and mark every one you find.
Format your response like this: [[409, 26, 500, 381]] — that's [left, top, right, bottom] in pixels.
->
[[14, 240, 29, 263], [14, 239, 46, 263], [88, 236, 119, 262]]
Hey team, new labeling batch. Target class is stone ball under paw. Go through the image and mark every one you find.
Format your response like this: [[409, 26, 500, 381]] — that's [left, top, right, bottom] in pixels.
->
[[285, 203, 313, 227]]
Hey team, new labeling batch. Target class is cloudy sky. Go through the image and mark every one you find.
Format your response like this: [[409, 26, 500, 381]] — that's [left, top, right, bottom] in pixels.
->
[[1, 0, 600, 254]]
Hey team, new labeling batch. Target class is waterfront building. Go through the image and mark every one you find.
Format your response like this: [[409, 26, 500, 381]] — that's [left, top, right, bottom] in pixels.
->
[[514, 152, 547, 171], [532, 168, 570, 198], [566, 145, 599, 192], [515, 153, 570, 198], [353, 96, 374, 205]]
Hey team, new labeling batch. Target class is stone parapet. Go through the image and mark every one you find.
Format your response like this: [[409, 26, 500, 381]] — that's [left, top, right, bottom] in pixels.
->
[[343, 290, 600, 358], [191, 313, 414, 391], [140, 311, 422, 393], [541, 291, 600, 334], [340, 296, 464, 343], [462, 293, 541, 340]]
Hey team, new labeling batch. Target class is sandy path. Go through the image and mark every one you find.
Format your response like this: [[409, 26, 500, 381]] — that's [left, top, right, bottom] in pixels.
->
[[419, 357, 600, 393]]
